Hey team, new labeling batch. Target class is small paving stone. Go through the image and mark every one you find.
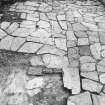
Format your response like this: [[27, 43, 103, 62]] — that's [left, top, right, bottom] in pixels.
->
[[37, 20, 50, 28], [12, 28, 33, 37], [30, 29, 51, 38], [66, 30, 77, 41], [0, 21, 10, 30], [58, 21, 67, 30], [18, 42, 43, 53], [67, 40, 77, 48], [78, 38, 89, 46], [74, 31, 88, 38], [20, 13, 27, 19], [90, 43, 101, 60], [80, 62, 96, 71], [97, 65, 105, 73], [6, 22, 19, 34], [30, 55, 44, 66], [79, 45, 90, 56], [82, 79, 103, 93], [99, 32, 105, 44], [0, 36, 14, 50], [55, 38, 67, 51], [25, 77, 44, 89], [92, 94, 105, 105], [99, 73, 105, 84], [67, 91, 92, 105], [27, 66, 43, 76], [10, 37, 26, 51], [37, 45, 66, 56], [81, 71, 99, 81], [98, 22, 105, 30], [57, 14, 66, 21], [72, 23, 88, 31], [63, 67, 80, 94], [0, 29, 7, 39]]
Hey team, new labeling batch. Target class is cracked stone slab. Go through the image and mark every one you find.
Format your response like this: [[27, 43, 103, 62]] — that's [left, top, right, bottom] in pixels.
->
[[67, 91, 92, 105]]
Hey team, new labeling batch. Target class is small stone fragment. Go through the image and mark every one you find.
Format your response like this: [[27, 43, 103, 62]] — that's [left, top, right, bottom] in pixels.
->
[[99, 32, 105, 44], [82, 79, 103, 93]]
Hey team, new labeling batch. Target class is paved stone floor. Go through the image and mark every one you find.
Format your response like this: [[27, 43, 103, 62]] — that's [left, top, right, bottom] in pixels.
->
[[0, 0, 105, 105]]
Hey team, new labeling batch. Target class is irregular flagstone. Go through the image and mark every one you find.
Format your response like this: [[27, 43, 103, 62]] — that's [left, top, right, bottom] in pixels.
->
[[67, 91, 92, 105], [98, 22, 105, 30], [10, 37, 26, 51], [30, 55, 44, 66], [81, 71, 99, 81], [78, 38, 89, 46], [24, 1, 38, 6], [80, 56, 96, 63], [66, 10, 74, 22], [0, 29, 7, 39], [82, 79, 103, 93], [67, 40, 77, 48], [37, 45, 66, 56], [18, 42, 43, 53], [57, 14, 66, 21], [55, 38, 67, 51], [99, 73, 105, 84], [0, 21, 10, 30], [12, 28, 34, 37], [30, 29, 51, 38], [72, 23, 88, 31], [74, 31, 88, 38], [80, 63, 96, 71], [0, 36, 14, 50], [92, 94, 105, 105], [90, 43, 101, 60], [6, 22, 19, 34], [20, 20, 36, 29], [63, 67, 80, 94], [20, 13, 27, 19]]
